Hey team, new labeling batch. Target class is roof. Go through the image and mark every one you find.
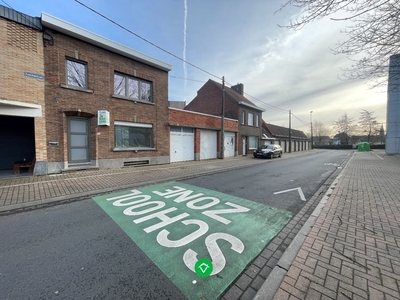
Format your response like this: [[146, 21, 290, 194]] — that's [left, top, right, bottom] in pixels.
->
[[0, 4, 42, 30], [41, 13, 172, 72], [263, 121, 308, 139], [209, 79, 265, 112], [168, 101, 186, 109]]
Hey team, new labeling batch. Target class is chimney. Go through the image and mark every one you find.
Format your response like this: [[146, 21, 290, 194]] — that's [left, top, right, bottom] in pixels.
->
[[231, 83, 244, 95]]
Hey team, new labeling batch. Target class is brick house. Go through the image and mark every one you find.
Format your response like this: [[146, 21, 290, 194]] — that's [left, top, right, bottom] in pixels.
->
[[41, 13, 172, 173], [262, 122, 310, 152], [169, 108, 238, 162], [0, 6, 47, 175], [184, 80, 265, 155]]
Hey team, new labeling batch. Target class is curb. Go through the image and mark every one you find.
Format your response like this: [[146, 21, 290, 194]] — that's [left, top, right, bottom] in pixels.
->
[[253, 151, 354, 300]]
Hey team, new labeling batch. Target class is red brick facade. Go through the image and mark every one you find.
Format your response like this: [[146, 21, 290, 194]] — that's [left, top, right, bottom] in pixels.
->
[[43, 21, 171, 173], [185, 80, 264, 155], [169, 108, 238, 159]]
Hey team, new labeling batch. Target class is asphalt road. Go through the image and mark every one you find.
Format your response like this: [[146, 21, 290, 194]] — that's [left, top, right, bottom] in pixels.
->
[[183, 150, 350, 214], [0, 150, 350, 300]]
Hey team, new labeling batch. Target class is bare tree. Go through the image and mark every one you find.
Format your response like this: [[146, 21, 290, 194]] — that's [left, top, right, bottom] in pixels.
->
[[334, 113, 355, 145], [359, 109, 379, 142], [313, 121, 330, 144], [277, 0, 400, 88]]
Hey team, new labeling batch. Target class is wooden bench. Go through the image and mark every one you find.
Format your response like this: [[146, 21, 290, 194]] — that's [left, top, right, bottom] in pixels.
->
[[13, 157, 36, 174]]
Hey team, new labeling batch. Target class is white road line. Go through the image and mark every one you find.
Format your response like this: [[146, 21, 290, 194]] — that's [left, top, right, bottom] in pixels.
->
[[273, 187, 306, 201], [372, 152, 384, 160]]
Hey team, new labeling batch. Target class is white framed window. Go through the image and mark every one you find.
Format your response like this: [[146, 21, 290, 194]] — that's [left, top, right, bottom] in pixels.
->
[[241, 111, 245, 124], [256, 115, 259, 127], [248, 113, 254, 126], [114, 73, 152, 102], [114, 121, 154, 149], [66, 58, 87, 88], [249, 136, 258, 149]]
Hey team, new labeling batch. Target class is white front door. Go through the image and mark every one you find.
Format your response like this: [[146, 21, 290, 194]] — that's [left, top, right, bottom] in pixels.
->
[[242, 136, 247, 155]]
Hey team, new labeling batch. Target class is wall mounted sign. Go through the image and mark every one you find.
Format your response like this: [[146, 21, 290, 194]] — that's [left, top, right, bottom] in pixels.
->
[[98, 110, 110, 126], [24, 72, 44, 80]]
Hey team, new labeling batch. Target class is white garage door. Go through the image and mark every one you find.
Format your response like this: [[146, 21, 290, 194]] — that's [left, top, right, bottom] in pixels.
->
[[281, 140, 286, 153], [200, 130, 217, 160], [224, 132, 235, 157], [170, 127, 194, 163]]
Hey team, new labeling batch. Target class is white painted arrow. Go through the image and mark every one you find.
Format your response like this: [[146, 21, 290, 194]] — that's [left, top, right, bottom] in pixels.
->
[[273, 187, 306, 201]]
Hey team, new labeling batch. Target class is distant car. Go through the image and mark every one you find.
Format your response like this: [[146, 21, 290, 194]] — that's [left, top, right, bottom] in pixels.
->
[[253, 144, 283, 159]]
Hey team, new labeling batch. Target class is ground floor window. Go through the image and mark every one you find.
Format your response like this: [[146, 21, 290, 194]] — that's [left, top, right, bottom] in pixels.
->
[[249, 136, 258, 150], [114, 121, 153, 149]]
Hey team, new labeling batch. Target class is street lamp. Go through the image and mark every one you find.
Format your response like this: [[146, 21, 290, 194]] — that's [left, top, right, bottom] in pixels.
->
[[310, 111, 313, 150]]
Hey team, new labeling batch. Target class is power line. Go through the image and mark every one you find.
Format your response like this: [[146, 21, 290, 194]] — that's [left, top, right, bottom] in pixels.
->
[[74, 0, 222, 81], [169, 75, 206, 83], [291, 113, 310, 125], [74, 1, 293, 117], [1, 0, 42, 30], [243, 92, 288, 114]]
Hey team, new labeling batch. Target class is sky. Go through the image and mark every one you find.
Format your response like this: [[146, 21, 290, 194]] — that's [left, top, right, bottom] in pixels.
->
[[4, 0, 388, 135]]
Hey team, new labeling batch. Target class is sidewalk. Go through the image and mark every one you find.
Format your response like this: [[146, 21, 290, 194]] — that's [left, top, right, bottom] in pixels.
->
[[0, 150, 313, 214], [259, 150, 400, 300]]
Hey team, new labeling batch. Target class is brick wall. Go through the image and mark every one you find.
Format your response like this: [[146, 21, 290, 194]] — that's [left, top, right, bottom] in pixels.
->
[[0, 18, 47, 168], [169, 108, 238, 131], [44, 30, 169, 170]]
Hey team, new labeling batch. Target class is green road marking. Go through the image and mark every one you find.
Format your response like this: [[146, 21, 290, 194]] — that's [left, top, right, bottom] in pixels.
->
[[93, 181, 292, 300], [195, 258, 213, 277]]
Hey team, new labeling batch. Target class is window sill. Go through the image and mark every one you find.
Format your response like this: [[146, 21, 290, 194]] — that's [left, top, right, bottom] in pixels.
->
[[112, 94, 154, 105], [113, 147, 156, 152], [60, 84, 93, 93]]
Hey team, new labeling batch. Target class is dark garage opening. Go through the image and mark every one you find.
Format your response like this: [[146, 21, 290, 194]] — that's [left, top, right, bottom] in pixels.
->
[[0, 115, 35, 171]]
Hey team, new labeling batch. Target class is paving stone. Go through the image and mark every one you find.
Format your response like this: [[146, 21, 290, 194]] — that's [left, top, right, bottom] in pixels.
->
[[235, 273, 252, 290]]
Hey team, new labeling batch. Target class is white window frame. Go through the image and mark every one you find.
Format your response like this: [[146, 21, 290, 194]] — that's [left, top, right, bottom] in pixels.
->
[[241, 111, 245, 125], [256, 114, 259, 127], [114, 121, 154, 151], [248, 113, 254, 126], [249, 136, 258, 150], [114, 72, 152, 103]]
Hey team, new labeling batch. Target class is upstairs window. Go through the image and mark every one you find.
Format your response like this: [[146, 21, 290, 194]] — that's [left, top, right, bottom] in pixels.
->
[[256, 115, 259, 127], [66, 59, 87, 88], [248, 113, 254, 126], [241, 111, 245, 124], [114, 73, 152, 103]]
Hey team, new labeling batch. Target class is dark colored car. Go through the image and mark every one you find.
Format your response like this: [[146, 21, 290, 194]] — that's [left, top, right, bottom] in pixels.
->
[[253, 144, 283, 159]]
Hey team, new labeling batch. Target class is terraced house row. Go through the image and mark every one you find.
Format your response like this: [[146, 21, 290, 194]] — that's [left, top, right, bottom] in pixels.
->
[[0, 5, 309, 175]]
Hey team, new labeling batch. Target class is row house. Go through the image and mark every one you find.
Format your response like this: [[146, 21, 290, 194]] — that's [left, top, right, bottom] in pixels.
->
[[0, 5, 172, 175], [262, 122, 310, 152], [0, 6, 46, 174], [184, 80, 265, 155]]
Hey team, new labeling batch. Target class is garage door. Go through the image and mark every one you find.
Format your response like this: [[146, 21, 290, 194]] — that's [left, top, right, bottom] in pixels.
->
[[200, 130, 217, 160], [170, 127, 194, 163], [281, 140, 286, 153], [224, 132, 235, 157]]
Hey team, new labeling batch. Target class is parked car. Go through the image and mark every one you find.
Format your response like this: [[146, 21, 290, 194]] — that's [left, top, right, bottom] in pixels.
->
[[253, 144, 283, 159]]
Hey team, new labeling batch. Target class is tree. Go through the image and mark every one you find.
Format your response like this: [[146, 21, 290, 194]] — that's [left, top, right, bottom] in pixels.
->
[[358, 109, 379, 142], [277, 0, 400, 88], [334, 113, 355, 145], [313, 121, 330, 145]]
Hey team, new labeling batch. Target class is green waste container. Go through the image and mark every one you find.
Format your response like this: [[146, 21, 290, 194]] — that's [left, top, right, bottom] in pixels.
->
[[357, 142, 371, 151]]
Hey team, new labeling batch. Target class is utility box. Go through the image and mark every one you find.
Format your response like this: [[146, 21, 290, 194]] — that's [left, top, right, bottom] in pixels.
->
[[357, 142, 371, 151]]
